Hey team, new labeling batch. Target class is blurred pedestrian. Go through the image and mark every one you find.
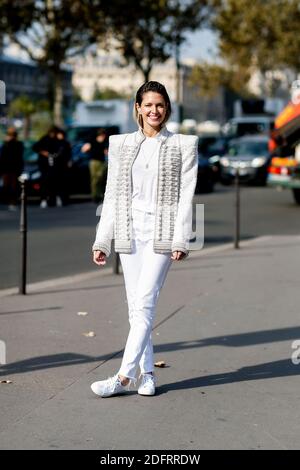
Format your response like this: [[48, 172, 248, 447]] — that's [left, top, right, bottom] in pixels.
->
[[55, 129, 72, 206], [33, 126, 71, 207], [0, 127, 24, 211], [90, 81, 198, 398], [81, 128, 108, 203]]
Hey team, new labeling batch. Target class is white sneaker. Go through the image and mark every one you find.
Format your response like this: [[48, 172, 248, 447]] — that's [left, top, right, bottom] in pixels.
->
[[138, 373, 156, 396], [91, 374, 131, 398], [40, 200, 48, 209]]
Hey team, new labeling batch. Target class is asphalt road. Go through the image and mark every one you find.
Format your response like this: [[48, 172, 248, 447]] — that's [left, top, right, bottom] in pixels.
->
[[1, 184, 300, 290]]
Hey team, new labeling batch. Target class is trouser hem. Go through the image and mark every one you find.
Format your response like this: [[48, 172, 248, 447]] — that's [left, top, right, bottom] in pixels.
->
[[118, 371, 137, 385]]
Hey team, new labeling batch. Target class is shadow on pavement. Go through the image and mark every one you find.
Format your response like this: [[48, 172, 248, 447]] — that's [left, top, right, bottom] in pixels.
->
[[1, 325, 300, 382], [158, 358, 300, 394]]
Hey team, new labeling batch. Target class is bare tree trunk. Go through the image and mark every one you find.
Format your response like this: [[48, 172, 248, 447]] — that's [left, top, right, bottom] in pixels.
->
[[53, 71, 64, 127], [143, 68, 150, 82], [175, 42, 183, 123]]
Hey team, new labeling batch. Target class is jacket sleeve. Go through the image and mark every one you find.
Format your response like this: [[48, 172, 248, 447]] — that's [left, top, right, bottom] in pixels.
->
[[171, 135, 198, 256], [92, 135, 121, 256]]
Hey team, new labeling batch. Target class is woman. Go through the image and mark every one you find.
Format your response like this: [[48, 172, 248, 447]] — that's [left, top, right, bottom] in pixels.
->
[[91, 81, 198, 398]]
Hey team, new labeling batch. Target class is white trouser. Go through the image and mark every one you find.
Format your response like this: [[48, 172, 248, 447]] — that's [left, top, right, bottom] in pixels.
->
[[118, 208, 172, 381]]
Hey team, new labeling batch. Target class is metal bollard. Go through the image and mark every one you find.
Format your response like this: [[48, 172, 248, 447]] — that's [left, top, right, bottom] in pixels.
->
[[18, 173, 29, 294], [234, 165, 240, 249]]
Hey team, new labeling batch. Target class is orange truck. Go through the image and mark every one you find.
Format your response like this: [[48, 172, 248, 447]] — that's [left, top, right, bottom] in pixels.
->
[[267, 100, 300, 204]]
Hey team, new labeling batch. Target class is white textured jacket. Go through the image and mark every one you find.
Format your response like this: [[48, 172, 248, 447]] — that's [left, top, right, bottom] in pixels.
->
[[92, 127, 198, 257]]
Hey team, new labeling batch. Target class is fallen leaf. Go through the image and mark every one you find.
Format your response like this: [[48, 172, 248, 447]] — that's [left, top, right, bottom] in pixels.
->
[[154, 361, 166, 368], [77, 311, 88, 316], [82, 331, 96, 337], [1, 380, 12, 384]]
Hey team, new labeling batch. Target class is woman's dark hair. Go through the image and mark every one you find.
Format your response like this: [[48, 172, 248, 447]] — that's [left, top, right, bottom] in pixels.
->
[[47, 125, 61, 137], [6, 127, 18, 139], [134, 81, 172, 128], [96, 128, 107, 137], [56, 128, 66, 138]]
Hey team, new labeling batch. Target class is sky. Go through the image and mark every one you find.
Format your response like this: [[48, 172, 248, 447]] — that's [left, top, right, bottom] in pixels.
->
[[181, 28, 218, 62], [4, 28, 218, 64]]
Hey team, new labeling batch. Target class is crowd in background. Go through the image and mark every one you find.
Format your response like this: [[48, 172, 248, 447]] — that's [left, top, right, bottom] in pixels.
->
[[0, 126, 109, 210]]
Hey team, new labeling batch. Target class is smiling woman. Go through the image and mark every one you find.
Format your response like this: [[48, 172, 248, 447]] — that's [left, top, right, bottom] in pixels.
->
[[90, 81, 198, 398], [134, 81, 171, 134]]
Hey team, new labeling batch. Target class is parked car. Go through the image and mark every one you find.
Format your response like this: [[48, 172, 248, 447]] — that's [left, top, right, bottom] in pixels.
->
[[199, 134, 231, 182], [219, 135, 271, 185], [195, 134, 231, 192]]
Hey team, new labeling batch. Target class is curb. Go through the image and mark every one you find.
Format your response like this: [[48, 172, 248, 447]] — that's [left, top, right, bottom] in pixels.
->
[[0, 236, 273, 298]]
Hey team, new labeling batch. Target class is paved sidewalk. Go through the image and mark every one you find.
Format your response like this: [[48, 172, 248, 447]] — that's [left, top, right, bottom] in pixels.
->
[[0, 236, 300, 450]]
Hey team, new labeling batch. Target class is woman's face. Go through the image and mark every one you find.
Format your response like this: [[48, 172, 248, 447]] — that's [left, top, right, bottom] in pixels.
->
[[136, 91, 167, 129]]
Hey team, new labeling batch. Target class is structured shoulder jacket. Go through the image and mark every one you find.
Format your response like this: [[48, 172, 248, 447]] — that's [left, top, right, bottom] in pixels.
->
[[92, 127, 198, 257]]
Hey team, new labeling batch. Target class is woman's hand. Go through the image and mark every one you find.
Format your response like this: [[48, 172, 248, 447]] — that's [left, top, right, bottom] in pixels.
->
[[93, 250, 107, 266], [171, 251, 187, 261]]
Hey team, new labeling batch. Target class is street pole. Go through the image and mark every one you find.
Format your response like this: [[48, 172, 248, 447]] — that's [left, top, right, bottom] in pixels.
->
[[175, 42, 183, 124], [234, 165, 240, 249], [19, 175, 28, 294]]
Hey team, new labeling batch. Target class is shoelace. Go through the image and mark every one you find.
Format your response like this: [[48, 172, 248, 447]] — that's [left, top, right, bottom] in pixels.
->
[[108, 374, 135, 390], [141, 374, 155, 385], [106, 375, 120, 390]]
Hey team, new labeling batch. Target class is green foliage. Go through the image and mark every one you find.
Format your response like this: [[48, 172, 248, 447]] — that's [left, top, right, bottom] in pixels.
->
[[30, 111, 53, 139], [8, 95, 50, 118], [88, 0, 215, 80], [0, 0, 101, 124], [0, 0, 217, 114], [213, 0, 284, 72], [191, 0, 300, 98], [190, 62, 253, 97], [7, 94, 51, 139], [92, 88, 129, 100]]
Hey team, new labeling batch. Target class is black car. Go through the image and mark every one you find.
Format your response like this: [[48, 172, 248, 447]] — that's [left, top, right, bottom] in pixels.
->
[[219, 135, 271, 185], [195, 134, 230, 192]]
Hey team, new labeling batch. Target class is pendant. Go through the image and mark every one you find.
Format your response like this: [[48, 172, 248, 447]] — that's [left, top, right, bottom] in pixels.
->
[[145, 164, 149, 169]]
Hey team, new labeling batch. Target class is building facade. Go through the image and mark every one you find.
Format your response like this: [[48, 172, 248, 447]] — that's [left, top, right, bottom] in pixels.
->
[[0, 55, 73, 117], [71, 51, 229, 123]]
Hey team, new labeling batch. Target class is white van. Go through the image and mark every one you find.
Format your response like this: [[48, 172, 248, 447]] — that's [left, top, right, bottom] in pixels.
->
[[224, 116, 275, 138]]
